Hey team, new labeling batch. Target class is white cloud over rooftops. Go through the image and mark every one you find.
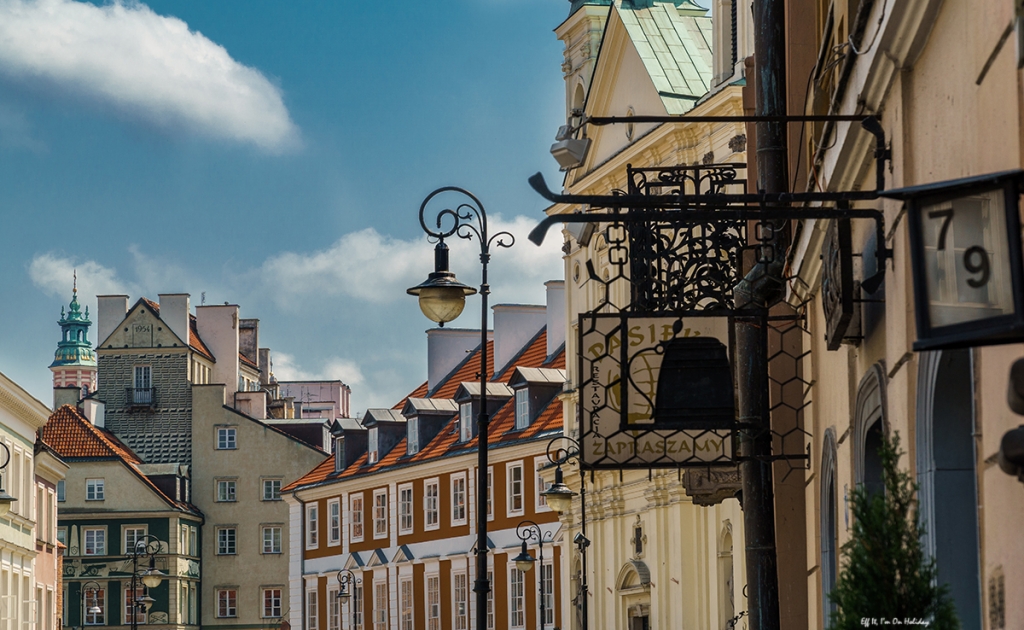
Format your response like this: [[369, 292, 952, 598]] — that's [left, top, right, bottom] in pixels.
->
[[0, 0, 299, 152]]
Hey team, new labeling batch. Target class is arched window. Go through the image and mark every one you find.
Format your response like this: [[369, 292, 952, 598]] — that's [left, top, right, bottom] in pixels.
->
[[853, 363, 887, 496], [820, 428, 839, 627], [917, 349, 981, 629], [718, 523, 735, 629]]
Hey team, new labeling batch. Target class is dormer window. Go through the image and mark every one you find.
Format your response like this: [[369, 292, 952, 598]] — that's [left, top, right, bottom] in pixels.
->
[[459, 403, 473, 442], [407, 418, 420, 456], [368, 428, 379, 464], [515, 388, 530, 430]]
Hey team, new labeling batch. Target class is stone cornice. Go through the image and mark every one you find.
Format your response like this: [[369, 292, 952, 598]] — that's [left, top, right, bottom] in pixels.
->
[[0, 372, 51, 433]]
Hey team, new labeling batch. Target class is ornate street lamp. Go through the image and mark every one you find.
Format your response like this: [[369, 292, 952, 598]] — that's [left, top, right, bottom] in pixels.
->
[[514, 520, 556, 630], [126, 535, 166, 630], [408, 186, 513, 630], [0, 443, 17, 516], [336, 569, 361, 628], [82, 580, 104, 623], [539, 436, 589, 630]]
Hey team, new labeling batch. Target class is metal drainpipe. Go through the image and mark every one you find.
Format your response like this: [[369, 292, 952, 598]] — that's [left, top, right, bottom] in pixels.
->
[[292, 490, 306, 630], [734, 0, 787, 629]]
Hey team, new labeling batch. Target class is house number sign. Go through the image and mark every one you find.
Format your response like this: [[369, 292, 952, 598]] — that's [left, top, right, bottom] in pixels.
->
[[885, 170, 1024, 350]]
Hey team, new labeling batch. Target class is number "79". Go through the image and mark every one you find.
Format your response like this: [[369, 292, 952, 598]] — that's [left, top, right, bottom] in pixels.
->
[[928, 208, 990, 288]]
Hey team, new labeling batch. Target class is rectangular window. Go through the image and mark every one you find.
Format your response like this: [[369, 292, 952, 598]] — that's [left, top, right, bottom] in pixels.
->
[[399, 577, 413, 630], [353, 584, 363, 630], [124, 527, 146, 554], [307, 590, 319, 630], [217, 427, 237, 450], [83, 527, 105, 556], [56, 480, 65, 502], [125, 586, 147, 624], [542, 562, 555, 626], [217, 528, 236, 555], [351, 494, 364, 542], [133, 366, 152, 404], [56, 527, 67, 546], [451, 473, 467, 525], [263, 588, 282, 618], [426, 576, 440, 630], [424, 479, 439, 530], [373, 582, 387, 630], [86, 478, 104, 501], [84, 587, 104, 625], [536, 457, 551, 511], [217, 479, 237, 502], [486, 570, 495, 630], [508, 462, 524, 515], [407, 418, 419, 455], [189, 525, 198, 556], [515, 388, 530, 430], [262, 526, 282, 554], [217, 589, 237, 618], [459, 403, 473, 442], [373, 490, 387, 539], [328, 499, 341, 545], [368, 429, 378, 464], [453, 572, 468, 630], [328, 588, 341, 630], [263, 479, 282, 501], [510, 568, 525, 628], [399, 484, 413, 534], [306, 504, 319, 548]]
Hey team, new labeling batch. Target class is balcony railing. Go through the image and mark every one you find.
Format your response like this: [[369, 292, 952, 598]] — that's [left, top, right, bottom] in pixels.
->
[[126, 387, 156, 407]]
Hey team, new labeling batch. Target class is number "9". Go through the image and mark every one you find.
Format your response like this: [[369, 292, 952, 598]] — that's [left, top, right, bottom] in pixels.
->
[[963, 246, 990, 288]]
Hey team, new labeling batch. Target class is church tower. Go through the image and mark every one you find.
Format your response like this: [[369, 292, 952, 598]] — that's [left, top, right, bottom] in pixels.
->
[[50, 277, 98, 402]]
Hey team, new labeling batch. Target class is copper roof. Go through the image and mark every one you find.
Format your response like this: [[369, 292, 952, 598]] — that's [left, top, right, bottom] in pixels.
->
[[284, 328, 565, 492]]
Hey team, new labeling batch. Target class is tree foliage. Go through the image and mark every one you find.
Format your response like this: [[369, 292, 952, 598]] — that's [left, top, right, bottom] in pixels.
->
[[829, 431, 959, 629]]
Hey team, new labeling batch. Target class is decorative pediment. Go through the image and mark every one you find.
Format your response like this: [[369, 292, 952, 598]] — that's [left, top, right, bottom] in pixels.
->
[[98, 300, 186, 350], [682, 467, 742, 506]]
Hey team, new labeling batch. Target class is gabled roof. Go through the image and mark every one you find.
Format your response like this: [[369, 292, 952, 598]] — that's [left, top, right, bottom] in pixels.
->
[[41, 405, 200, 514], [284, 329, 566, 492], [364, 408, 407, 424], [453, 382, 514, 402], [508, 367, 568, 388], [401, 398, 458, 416]]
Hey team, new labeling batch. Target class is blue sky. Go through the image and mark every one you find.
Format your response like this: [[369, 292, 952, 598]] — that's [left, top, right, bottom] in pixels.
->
[[0, 0, 569, 409]]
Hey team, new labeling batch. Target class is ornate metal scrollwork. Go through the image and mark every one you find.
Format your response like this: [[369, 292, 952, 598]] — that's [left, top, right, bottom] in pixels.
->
[[821, 217, 856, 350]]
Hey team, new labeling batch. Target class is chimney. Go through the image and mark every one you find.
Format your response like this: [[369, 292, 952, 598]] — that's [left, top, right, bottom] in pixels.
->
[[545, 280, 566, 357], [81, 399, 105, 428], [53, 387, 80, 409], [259, 348, 272, 385], [96, 295, 129, 347], [492, 305, 546, 376], [195, 304, 240, 402], [239, 319, 259, 365], [426, 328, 493, 391], [158, 294, 191, 347]]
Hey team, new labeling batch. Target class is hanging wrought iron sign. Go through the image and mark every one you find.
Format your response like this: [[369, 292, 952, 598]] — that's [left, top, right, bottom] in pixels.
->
[[821, 217, 856, 350], [883, 170, 1024, 350], [578, 313, 735, 468]]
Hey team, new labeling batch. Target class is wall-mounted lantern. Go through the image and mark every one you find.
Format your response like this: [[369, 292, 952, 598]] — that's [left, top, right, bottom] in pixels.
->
[[882, 170, 1024, 350]]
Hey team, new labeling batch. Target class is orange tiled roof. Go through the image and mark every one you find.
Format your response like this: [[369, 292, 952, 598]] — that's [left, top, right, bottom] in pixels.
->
[[140, 297, 160, 314], [42, 405, 143, 463], [239, 352, 259, 369], [284, 328, 564, 492], [189, 316, 215, 361]]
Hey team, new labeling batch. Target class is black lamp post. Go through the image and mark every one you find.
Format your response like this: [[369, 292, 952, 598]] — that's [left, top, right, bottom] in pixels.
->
[[512, 520, 556, 630], [126, 535, 165, 630], [408, 186, 513, 630], [81, 580, 103, 627], [336, 569, 360, 629], [539, 436, 589, 630]]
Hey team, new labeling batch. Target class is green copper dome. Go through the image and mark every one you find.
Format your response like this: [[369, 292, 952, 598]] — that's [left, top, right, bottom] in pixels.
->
[[50, 285, 97, 368]]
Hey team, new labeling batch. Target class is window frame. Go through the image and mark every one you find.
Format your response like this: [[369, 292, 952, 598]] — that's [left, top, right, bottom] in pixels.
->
[[515, 387, 530, 430], [368, 428, 379, 464], [262, 478, 282, 501], [85, 478, 105, 501], [262, 587, 283, 619], [262, 525, 282, 554], [459, 403, 473, 443], [124, 585, 148, 625], [83, 586, 105, 625], [452, 571, 468, 630], [541, 560, 555, 626], [306, 503, 319, 549], [399, 576, 414, 630], [328, 498, 341, 546], [123, 526, 147, 555], [306, 589, 319, 630], [407, 417, 420, 456], [507, 461, 524, 517], [398, 483, 414, 535], [216, 527, 237, 556], [535, 456, 552, 512], [83, 527, 106, 556], [509, 566, 525, 629], [216, 426, 238, 450], [373, 580, 388, 630], [56, 479, 65, 502], [216, 589, 237, 619], [216, 478, 237, 502], [451, 472, 467, 526], [424, 478, 439, 531], [426, 574, 440, 630], [351, 493, 365, 542], [372, 489, 388, 540]]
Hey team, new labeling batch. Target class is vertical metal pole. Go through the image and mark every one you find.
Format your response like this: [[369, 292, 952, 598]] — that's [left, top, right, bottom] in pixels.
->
[[475, 249, 491, 630], [579, 472, 589, 630], [539, 537, 545, 630], [737, 1, 788, 629]]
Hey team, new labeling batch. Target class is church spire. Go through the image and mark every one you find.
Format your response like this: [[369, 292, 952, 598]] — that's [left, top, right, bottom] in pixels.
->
[[50, 275, 98, 405]]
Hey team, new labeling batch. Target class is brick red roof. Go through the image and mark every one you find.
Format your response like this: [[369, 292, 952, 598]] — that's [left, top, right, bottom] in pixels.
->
[[285, 329, 564, 492], [189, 316, 215, 361], [42, 405, 143, 463]]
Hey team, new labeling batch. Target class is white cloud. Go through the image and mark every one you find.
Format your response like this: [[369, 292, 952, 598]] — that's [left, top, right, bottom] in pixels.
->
[[0, 0, 299, 152], [28, 252, 138, 300], [272, 351, 366, 387], [259, 215, 564, 308]]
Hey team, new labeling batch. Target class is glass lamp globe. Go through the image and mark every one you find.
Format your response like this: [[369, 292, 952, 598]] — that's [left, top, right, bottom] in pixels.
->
[[407, 241, 476, 326], [141, 568, 166, 589], [513, 542, 535, 573]]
